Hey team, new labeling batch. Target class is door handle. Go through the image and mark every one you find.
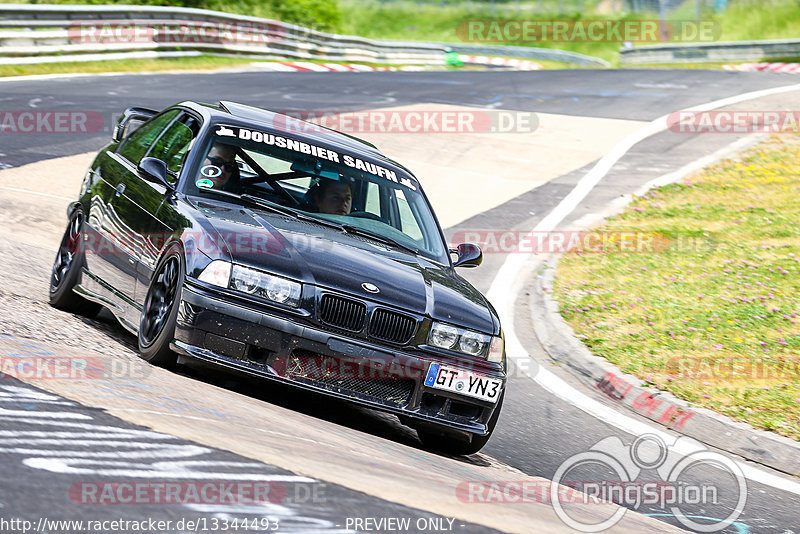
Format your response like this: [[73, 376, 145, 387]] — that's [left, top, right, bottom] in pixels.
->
[[115, 183, 126, 197]]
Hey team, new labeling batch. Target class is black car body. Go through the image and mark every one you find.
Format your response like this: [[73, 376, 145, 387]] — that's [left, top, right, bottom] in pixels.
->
[[49, 101, 506, 454]]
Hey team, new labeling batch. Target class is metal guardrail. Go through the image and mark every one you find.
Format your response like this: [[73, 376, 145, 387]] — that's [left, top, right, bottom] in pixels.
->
[[0, 3, 607, 67], [0, 4, 446, 66], [620, 38, 800, 64]]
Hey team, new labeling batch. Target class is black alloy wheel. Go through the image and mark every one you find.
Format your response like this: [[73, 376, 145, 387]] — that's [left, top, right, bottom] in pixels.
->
[[138, 247, 184, 366], [49, 210, 101, 315]]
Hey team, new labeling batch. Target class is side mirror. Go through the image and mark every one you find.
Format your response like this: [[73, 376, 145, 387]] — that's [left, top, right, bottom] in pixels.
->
[[452, 243, 482, 268], [138, 157, 171, 189]]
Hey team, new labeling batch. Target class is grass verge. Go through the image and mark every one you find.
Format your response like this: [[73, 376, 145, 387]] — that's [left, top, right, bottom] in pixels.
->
[[553, 134, 800, 441]]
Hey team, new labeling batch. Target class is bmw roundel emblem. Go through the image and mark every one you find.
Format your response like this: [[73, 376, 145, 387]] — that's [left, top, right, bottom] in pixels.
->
[[362, 282, 380, 293]]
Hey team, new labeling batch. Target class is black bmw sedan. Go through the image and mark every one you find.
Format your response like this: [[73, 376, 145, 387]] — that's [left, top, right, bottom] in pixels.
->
[[49, 100, 506, 454]]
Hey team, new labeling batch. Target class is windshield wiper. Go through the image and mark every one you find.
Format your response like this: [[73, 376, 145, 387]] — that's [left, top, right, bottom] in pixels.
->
[[240, 194, 299, 217], [239, 194, 344, 230], [341, 224, 419, 255]]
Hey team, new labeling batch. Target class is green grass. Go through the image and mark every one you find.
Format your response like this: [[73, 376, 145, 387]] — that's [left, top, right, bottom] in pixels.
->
[[338, 1, 634, 64], [337, 0, 800, 66], [553, 135, 800, 441], [714, 1, 800, 41]]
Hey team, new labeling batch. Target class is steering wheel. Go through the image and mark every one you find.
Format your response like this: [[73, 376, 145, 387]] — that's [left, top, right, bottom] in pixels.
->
[[349, 211, 390, 224]]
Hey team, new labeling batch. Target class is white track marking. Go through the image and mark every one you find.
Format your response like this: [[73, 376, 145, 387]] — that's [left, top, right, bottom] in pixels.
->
[[0, 385, 317, 484], [0, 185, 73, 201], [0, 408, 90, 419], [487, 82, 800, 495]]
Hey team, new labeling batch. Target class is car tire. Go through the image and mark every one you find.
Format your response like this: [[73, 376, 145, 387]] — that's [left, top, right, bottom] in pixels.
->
[[49, 209, 102, 316], [138, 245, 184, 367], [417, 392, 504, 456]]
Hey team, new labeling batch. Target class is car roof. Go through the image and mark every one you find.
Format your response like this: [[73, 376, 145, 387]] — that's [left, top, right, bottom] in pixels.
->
[[222, 100, 384, 153]]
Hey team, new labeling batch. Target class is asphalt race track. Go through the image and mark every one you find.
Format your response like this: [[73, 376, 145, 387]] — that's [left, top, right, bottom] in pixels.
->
[[1, 68, 800, 533]]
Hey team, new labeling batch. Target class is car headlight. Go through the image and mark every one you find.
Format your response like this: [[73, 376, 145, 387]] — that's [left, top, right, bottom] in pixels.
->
[[428, 321, 500, 360], [429, 323, 459, 349], [459, 330, 489, 356], [231, 265, 301, 307], [197, 261, 301, 308]]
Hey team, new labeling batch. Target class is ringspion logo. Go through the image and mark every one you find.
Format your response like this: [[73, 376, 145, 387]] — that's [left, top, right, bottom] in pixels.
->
[[551, 434, 746, 532]]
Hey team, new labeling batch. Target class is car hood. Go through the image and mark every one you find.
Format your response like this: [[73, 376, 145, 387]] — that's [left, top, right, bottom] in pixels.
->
[[194, 201, 496, 333]]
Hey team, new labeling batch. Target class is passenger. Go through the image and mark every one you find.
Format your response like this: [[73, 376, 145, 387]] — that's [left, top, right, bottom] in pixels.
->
[[311, 179, 352, 215]]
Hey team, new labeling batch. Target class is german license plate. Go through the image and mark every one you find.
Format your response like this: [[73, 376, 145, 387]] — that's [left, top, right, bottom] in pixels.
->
[[424, 363, 502, 403]]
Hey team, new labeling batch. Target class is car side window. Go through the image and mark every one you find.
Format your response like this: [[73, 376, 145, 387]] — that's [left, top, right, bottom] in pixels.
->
[[147, 114, 199, 179], [118, 109, 180, 166]]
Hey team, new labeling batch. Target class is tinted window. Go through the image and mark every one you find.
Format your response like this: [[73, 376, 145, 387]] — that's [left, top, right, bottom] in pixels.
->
[[147, 117, 196, 179], [118, 110, 180, 165]]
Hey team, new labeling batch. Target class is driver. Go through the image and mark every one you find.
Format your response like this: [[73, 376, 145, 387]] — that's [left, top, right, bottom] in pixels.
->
[[200, 143, 239, 191], [312, 179, 352, 215]]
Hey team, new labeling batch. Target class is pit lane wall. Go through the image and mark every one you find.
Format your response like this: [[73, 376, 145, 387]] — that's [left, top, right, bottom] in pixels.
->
[[0, 4, 607, 67]]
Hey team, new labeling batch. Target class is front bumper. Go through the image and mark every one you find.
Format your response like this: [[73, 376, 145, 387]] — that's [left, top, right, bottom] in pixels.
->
[[173, 282, 505, 436]]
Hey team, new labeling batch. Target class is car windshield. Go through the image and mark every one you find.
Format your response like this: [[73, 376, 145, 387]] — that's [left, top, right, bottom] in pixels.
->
[[185, 125, 448, 263]]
